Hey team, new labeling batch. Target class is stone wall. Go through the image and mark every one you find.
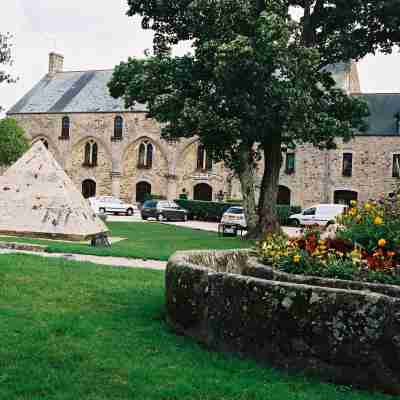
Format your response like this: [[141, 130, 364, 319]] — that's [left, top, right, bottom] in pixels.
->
[[10, 112, 400, 207], [166, 250, 400, 394]]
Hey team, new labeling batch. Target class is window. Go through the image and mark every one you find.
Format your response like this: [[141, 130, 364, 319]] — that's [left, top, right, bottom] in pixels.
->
[[393, 154, 400, 178], [138, 141, 153, 168], [40, 138, 49, 149], [83, 140, 98, 167], [113, 116, 123, 140], [61, 116, 70, 139], [82, 179, 96, 199], [303, 207, 316, 216], [197, 144, 212, 171], [342, 153, 353, 177], [285, 153, 295, 174]]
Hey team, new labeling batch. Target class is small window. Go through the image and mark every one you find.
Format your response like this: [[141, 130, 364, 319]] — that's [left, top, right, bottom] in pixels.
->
[[342, 153, 353, 177], [393, 154, 400, 178], [197, 144, 212, 171], [285, 153, 295, 174], [61, 117, 70, 139], [83, 140, 98, 167], [114, 116, 123, 140]]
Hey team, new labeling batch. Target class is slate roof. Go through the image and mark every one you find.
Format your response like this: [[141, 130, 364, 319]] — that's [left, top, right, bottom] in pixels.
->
[[8, 70, 147, 114], [355, 94, 400, 136]]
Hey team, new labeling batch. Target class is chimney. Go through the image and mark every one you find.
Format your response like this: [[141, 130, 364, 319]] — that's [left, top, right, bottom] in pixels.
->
[[48, 52, 64, 75]]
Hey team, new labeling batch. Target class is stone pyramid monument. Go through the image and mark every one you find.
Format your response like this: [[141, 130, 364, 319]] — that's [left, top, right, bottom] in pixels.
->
[[0, 141, 108, 241]]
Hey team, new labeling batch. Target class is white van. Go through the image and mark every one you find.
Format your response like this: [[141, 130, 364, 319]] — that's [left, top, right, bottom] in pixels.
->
[[289, 204, 347, 227]]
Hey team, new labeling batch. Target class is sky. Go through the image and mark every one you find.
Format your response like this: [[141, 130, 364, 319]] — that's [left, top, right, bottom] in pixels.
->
[[1, 0, 400, 115]]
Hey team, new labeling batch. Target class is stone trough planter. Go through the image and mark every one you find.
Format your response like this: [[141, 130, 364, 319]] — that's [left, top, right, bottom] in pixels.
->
[[166, 250, 400, 394]]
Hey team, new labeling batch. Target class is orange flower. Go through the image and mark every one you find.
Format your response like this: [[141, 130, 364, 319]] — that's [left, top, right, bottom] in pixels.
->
[[378, 239, 386, 248], [374, 216, 383, 225], [387, 251, 396, 257]]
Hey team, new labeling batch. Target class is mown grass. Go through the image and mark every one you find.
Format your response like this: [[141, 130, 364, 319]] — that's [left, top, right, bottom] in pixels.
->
[[0, 221, 252, 261], [0, 254, 390, 400]]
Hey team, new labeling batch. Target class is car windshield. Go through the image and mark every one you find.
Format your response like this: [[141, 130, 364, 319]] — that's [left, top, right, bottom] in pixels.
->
[[226, 207, 243, 214]]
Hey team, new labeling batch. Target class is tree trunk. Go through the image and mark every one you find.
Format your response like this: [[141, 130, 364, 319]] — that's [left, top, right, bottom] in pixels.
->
[[257, 134, 282, 237], [236, 147, 259, 239]]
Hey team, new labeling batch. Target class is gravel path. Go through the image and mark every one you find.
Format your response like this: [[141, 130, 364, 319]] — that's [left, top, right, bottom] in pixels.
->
[[0, 248, 166, 270]]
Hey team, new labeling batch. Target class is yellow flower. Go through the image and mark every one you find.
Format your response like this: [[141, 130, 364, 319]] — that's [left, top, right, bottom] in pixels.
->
[[293, 255, 301, 264], [364, 203, 371, 211], [378, 239, 386, 248], [374, 216, 383, 225], [350, 200, 357, 207]]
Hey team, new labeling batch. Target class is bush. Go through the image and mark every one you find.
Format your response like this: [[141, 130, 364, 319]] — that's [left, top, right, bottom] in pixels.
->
[[143, 193, 167, 202], [174, 199, 301, 225]]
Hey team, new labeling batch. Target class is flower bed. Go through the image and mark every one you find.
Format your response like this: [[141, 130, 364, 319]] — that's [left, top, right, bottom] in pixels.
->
[[258, 198, 400, 286]]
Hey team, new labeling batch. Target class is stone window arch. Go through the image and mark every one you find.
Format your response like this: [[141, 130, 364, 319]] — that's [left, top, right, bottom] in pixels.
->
[[138, 140, 154, 169], [61, 116, 70, 140], [82, 179, 96, 199], [197, 144, 212, 171], [83, 140, 98, 167], [114, 116, 123, 140]]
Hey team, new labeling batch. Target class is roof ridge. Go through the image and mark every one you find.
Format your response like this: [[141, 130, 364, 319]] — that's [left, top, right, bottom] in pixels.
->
[[55, 68, 114, 74]]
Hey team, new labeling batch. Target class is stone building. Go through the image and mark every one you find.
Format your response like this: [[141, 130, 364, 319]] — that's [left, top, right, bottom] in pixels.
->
[[7, 53, 400, 208]]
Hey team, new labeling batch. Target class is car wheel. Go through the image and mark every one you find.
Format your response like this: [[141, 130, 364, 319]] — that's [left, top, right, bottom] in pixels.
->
[[99, 207, 106, 214], [141, 215, 148, 220], [291, 219, 300, 227], [157, 214, 165, 222], [126, 208, 134, 216]]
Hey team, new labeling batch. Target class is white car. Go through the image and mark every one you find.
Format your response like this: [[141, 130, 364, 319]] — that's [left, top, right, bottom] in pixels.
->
[[289, 204, 347, 227], [220, 206, 247, 235], [88, 196, 139, 216]]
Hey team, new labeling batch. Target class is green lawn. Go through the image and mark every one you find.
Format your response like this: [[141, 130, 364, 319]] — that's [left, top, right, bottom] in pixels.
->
[[0, 221, 252, 261], [0, 254, 388, 400]]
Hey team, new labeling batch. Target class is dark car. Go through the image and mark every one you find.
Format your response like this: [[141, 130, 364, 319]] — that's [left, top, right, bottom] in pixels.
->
[[141, 200, 189, 222]]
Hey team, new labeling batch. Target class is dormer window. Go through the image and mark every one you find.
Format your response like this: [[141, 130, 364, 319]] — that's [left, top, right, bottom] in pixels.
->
[[138, 141, 153, 169], [83, 140, 98, 167], [113, 116, 123, 141], [60, 116, 70, 140]]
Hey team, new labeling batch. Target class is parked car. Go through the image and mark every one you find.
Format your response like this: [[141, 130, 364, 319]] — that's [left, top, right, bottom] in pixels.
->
[[141, 200, 189, 222], [289, 204, 347, 227], [220, 206, 247, 235], [89, 196, 139, 216]]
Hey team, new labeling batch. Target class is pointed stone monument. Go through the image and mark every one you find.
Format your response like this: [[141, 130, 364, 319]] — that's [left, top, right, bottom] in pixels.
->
[[0, 141, 108, 241]]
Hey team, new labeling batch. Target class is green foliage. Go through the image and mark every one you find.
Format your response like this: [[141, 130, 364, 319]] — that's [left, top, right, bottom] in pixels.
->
[[0, 118, 29, 166], [175, 199, 300, 224], [143, 193, 167, 202]]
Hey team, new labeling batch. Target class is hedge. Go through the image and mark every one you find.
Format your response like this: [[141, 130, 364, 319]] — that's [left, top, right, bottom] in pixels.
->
[[174, 199, 301, 225]]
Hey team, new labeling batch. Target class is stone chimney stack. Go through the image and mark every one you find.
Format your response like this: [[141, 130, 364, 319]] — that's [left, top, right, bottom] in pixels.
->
[[48, 52, 64, 75]]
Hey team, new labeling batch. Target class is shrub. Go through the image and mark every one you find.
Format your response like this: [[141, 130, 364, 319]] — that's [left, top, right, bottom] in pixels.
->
[[174, 199, 301, 225]]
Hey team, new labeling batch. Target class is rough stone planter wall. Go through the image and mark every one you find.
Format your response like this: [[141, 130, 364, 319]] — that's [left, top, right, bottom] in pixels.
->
[[166, 250, 400, 394]]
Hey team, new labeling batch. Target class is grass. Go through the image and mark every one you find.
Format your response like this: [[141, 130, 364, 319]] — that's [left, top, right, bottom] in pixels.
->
[[0, 221, 252, 261], [0, 254, 389, 400]]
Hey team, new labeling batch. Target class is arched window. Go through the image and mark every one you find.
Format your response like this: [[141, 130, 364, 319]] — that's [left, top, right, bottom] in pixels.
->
[[40, 138, 49, 149], [82, 179, 96, 199], [277, 185, 291, 205], [83, 140, 98, 167], [138, 141, 154, 169], [197, 144, 212, 171], [61, 116, 70, 139], [114, 116, 123, 140]]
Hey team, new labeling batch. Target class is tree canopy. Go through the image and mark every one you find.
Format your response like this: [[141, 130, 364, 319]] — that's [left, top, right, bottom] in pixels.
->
[[109, 5, 369, 235], [0, 118, 29, 167], [0, 33, 15, 111]]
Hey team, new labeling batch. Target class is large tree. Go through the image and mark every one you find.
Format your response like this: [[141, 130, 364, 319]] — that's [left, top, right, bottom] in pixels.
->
[[0, 118, 29, 167], [110, 0, 398, 237], [0, 33, 15, 112]]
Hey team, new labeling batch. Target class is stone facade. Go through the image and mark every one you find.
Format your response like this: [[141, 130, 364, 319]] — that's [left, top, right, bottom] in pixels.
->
[[8, 111, 400, 208], [7, 54, 400, 208]]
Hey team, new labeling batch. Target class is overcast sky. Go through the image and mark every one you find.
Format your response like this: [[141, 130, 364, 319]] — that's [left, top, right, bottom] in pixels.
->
[[1, 0, 400, 115]]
